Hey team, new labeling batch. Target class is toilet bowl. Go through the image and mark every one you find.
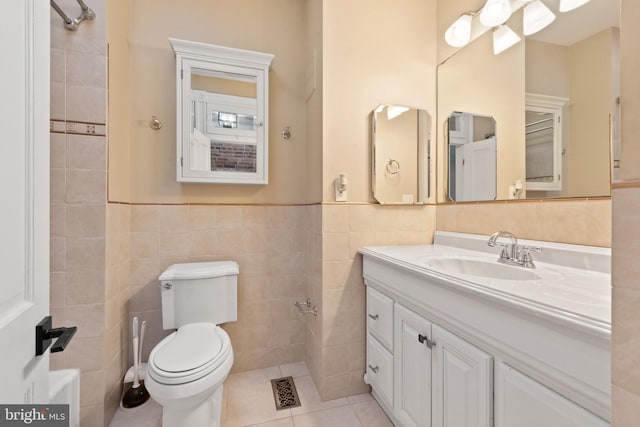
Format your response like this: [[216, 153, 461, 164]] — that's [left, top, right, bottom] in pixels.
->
[[145, 261, 239, 427]]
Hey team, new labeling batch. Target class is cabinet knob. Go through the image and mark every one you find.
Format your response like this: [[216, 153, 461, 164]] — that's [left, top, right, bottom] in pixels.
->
[[368, 364, 379, 373], [418, 334, 436, 349], [368, 314, 379, 320]]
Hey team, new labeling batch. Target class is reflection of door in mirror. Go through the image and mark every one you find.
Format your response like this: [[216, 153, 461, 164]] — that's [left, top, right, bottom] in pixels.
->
[[447, 112, 497, 202], [190, 70, 258, 173], [371, 105, 431, 204]]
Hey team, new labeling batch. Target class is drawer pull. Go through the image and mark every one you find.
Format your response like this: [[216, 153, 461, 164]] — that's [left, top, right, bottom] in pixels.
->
[[418, 334, 436, 349], [368, 314, 379, 320], [368, 364, 379, 373]]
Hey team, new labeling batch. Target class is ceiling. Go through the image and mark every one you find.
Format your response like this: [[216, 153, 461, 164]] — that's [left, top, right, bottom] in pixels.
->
[[528, 0, 620, 46]]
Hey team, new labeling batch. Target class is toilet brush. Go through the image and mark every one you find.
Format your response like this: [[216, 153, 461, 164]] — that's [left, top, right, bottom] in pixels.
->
[[122, 317, 150, 408]]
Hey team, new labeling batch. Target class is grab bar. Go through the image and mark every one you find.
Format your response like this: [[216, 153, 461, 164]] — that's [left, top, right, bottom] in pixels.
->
[[50, 0, 95, 31]]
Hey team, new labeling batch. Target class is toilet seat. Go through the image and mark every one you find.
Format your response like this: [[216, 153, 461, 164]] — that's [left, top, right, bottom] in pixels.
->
[[148, 323, 232, 386]]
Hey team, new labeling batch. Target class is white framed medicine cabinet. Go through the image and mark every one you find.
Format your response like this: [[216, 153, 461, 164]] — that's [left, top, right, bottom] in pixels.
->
[[169, 38, 274, 184]]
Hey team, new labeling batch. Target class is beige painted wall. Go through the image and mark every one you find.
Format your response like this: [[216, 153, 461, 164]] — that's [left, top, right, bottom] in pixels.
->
[[526, 40, 569, 98], [106, 0, 131, 203], [322, 0, 437, 203], [437, 29, 526, 202], [120, 0, 307, 204], [566, 29, 616, 198], [305, 0, 323, 204]]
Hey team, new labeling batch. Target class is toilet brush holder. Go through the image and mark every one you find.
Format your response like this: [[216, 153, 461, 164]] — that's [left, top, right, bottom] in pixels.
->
[[121, 380, 150, 409]]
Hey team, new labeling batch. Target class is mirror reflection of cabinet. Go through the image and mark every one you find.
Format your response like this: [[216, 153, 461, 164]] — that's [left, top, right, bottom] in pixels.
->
[[525, 93, 567, 192], [371, 105, 431, 204], [170, 38, 274, 184]]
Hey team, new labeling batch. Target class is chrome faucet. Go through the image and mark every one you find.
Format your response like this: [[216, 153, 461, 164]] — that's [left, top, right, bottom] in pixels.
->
[[487, 230, 542, 268]]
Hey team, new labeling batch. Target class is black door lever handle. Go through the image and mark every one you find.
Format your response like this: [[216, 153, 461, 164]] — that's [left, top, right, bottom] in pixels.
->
[[35, 316, 77, 356]]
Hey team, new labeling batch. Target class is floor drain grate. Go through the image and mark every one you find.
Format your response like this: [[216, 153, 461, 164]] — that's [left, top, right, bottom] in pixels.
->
[[270, 376, 301, 410]]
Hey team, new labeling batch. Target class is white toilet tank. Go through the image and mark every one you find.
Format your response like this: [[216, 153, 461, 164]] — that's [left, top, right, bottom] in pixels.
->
[[159, 261, 239, 329]]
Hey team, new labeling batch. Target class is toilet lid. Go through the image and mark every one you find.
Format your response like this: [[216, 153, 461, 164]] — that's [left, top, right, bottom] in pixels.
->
[[153, 323, 223, 373]]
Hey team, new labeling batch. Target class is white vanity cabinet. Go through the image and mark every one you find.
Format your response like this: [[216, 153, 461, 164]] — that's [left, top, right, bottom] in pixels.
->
[[362, 235, 611, 427], [366, 288, 493, 427]]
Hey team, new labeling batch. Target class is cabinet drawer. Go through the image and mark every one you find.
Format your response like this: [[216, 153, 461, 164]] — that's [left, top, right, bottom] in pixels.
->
[[367, 334, 394, 409], [367, 287, 394, 351]]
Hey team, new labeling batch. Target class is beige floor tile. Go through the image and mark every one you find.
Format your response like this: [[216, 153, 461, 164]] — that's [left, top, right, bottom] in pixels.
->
[[346, 393, 374, 405], [226, 366, 283, 391], [279, 361, 310, 378], [292, 405, 362, 427], [108, 399, 162, 427], [289, 375, 349, 416], [351, 400, 394, 427], [245, 418, 295, 427], [226, 378, 291, 426]]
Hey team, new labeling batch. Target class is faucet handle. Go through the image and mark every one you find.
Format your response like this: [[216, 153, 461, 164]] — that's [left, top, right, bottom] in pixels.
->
[[521, 245, 542, 254], [519, 245, 542, 268]]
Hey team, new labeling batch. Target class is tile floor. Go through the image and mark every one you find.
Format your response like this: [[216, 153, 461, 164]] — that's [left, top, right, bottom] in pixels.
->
[[109, 362, 393, 427]]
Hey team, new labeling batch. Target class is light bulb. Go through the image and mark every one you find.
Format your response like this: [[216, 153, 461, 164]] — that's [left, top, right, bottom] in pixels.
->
[[523, 0, 556, 36], [480, 0, 512, 27], [493, 25, 521, 55], [445, 14, 473, 48]]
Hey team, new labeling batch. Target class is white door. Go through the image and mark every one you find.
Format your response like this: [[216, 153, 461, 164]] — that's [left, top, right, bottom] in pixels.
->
[[495, 363, 609, 427], [432, 325, 493, 427], [455, 137, 497, 201], [394, 304, 432, 427], [0, 0, 51, 403]]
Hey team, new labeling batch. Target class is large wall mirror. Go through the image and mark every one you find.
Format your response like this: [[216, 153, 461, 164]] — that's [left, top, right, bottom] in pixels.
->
[[437, 0, 619, 202], [371, 105, 431, 204], [170, 38, 274, 184]]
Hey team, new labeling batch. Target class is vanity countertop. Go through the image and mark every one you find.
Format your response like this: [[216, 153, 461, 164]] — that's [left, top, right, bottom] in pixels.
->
[[360, 232, 611, 336]]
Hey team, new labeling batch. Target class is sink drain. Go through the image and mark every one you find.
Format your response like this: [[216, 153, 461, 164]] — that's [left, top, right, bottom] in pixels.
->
[[270, 376, 301, 410]]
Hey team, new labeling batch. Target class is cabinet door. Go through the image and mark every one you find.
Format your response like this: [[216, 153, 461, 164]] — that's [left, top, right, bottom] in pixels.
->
[[496, 363, 609, 427], [395, 304, 432, 427], [432, 325, 493, 427]]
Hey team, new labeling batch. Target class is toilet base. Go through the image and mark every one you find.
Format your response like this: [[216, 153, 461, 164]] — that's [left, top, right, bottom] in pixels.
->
[[161, 385, 223, 427]]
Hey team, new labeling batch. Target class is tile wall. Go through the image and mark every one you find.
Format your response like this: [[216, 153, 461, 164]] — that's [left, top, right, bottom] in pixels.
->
[[436, 198, 612, 247], [308, 204, 437, 400], [128, 204, 308, 373], [49, 1, 116, 425]]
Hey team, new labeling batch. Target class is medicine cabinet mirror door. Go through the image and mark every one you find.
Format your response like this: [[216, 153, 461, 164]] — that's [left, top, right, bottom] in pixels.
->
[[171, 38, 274, 184], [371, 105, 431, 204]]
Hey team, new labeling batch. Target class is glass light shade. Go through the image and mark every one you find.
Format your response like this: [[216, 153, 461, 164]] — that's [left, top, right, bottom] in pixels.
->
[[479, 0, 512, 27], [523, 0, 556, 36], [493, 25, 521, 55], [559, 0, 591, 12], [445, 14, 473, 47]]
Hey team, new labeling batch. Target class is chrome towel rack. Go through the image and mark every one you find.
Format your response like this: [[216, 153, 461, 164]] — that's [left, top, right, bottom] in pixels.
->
[[294, 298, 318, 316], [51, 0, 95, 31]]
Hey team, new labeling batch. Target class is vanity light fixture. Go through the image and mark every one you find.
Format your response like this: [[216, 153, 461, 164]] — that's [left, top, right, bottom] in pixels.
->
[[479, 0, 513, 27], [523, 0, 556, 36], [493, 24, 521, 55], [445, 13, 474, 48], [559, 0, 591, 12]]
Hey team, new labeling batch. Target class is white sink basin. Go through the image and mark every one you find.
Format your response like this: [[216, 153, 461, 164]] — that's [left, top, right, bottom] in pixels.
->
[[424, 258, 541, 281]]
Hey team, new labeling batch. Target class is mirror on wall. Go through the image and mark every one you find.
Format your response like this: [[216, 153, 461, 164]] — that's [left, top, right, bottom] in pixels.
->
[[447, 112, 496, 202], [437, 0, 619, 202], [371, 105, 431, 204], [170, 38, 274, 184]]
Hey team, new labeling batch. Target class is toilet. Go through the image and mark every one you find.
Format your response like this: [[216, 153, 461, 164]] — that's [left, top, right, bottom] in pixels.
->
[[145, 261, 239, 427]]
